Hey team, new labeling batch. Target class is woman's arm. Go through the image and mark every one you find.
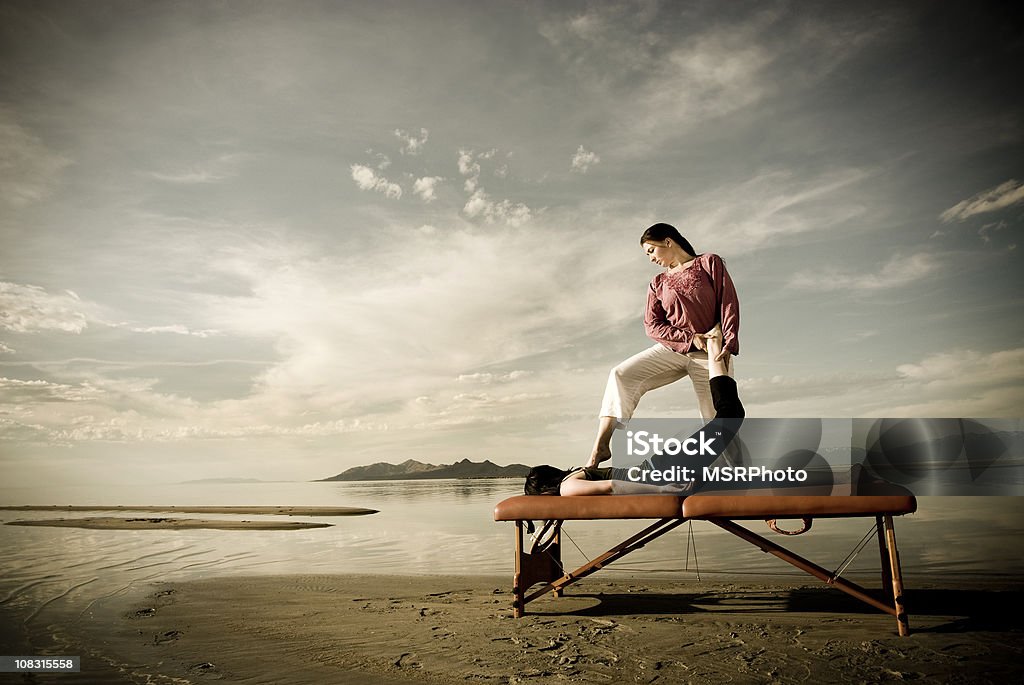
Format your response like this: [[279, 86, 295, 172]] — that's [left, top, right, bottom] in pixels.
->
[[559, 478, 686, 496], [644, 283, 694, 352], [707, 254, 740, 356], [559, 477, 614, 496]]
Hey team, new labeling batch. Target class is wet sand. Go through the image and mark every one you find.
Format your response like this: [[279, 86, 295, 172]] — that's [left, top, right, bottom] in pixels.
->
[[5, 516, 332, 530], [62, 573, 1024, 684]]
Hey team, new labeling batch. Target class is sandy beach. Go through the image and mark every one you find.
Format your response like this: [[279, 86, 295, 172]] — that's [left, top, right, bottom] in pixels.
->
[[47, 573, 1023, 684]]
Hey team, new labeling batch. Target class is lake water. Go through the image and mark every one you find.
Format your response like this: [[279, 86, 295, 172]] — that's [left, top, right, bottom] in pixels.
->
[[2, 479, 1023, 677]]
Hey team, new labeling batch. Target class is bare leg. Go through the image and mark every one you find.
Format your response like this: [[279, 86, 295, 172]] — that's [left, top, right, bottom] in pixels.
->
[[703, 324, 729, 379], [586, 416, 617, 467]]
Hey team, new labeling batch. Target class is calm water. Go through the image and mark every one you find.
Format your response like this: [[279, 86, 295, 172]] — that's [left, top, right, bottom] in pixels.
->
[[1, 479, 1023, 679]]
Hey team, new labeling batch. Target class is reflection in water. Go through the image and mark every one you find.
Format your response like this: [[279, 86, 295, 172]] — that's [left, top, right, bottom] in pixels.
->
[[341, 477, 515, 503]]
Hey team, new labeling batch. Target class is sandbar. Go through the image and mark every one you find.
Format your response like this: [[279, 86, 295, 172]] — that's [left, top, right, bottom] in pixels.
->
[[0, 504, 377, 515], [5, 517, 332, 530], [56, 573, 1024, 684]]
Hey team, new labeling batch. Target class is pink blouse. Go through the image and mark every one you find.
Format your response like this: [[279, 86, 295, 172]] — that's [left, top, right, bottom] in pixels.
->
[[644, 253, 740, 355]]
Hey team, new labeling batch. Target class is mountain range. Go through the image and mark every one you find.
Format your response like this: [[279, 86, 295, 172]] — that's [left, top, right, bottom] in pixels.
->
[[318, 458, 531, 481]]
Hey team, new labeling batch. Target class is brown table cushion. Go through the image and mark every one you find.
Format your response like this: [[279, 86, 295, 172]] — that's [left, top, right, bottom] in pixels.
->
[[682, 495, 917, 519], [493, 494, 917, 522], [493, 495, 684, 521]]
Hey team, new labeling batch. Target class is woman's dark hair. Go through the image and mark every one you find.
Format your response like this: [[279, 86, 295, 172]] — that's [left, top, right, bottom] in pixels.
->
[[525, 465, 567, 496], [640, 223, 698, 257]]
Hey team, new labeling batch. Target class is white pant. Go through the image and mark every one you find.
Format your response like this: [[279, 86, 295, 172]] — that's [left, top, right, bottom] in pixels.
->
[[600, 344, 718, 422]]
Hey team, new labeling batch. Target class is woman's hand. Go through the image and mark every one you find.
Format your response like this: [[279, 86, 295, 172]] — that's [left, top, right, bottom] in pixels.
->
[[691, 334, 706, 351]]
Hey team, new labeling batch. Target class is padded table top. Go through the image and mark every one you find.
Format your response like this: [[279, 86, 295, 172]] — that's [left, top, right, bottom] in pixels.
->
[[494, 494, 683, 521], [493, 493, 917, 522], [682, 494, 916, 518]]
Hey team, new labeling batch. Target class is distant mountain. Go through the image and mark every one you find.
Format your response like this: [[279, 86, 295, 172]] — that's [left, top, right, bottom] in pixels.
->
[[318, 458, 531, 482]]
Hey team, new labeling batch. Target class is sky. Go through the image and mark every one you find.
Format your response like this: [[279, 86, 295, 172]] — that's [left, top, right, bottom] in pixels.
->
[[1, 0, 1022, 486]]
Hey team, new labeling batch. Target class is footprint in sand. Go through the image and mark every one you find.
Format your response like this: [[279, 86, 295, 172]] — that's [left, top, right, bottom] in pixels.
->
[[187, 661, 220, 678], [153, 630, 183, 644]]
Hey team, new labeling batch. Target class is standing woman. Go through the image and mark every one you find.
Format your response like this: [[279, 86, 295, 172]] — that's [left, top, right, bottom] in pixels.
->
[[586, 222, 740, 468]]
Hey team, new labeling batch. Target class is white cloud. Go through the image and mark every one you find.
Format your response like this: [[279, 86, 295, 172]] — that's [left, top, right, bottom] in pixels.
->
[[940, 179, 1024, 223], [0, 109, 73, 207], [685, 168, 870, 252], [148, 153, 248, 184], [350, 163, 403, 199], [789, 253, 940, 292], [978, 220, 1008, 244], [737, 347, 1024, 418], [395, 127, 429, 155], [571, 145, 600, 173], [413, 175, 444, 203], [456, 370, 532, 384], [457, 149, 533, 225], [0, 282, 89, 333], [369, 150, 392, 169], [0, 342, 14, 354], [121, 324, 221, 338], [542, 8, 885, 155], [896, 348, 1024, 386], [0, 377, 101, 402], [463, 189, 532, 226], [457, 148, 481, 192], [880, 348, 1024, 416]]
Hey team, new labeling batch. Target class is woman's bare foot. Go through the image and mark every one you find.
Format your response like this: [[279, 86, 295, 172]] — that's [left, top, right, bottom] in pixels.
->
[[586, 444, 612, 468], [586, 416, 618, 467]]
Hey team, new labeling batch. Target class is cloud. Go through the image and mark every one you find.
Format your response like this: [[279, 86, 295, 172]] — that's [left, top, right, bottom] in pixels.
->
[[0, 377, 101, 403], [413, 176, 444, 203], [739, 370, 892, 405], [148, 153, 248, 184], [684, 168, 871, 252], [940, 180, 1024, 223], [457, 149, 533, 225], [395, 127, 429, 155], [368, 151, 392, 169], [350, 164, 403, 199], [739, 347, 1024, 418], [463, 189, 532, 226], [457, 149, 482, 192], [788, 253, 940, 292], [540, 6, 888, 155], [880, 348, 1024, 417], [119, 324, 221, 338], [456, 370, 532, 384], [0, 342, 14, 354], [0, 109, 73, 207], [0, 282, 89, 333], [976, 220, 1010, 244], [896, 348, 1024, 387], [542, 7, 776, 137], [571, 145, 600, 173]]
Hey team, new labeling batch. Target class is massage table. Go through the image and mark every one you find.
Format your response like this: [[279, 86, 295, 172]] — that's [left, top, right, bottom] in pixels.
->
[[493, 491, 917, 635]]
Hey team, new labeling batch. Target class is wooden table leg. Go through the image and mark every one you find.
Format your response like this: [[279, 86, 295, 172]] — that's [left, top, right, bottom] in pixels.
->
[[883, 514, 909, 636]]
